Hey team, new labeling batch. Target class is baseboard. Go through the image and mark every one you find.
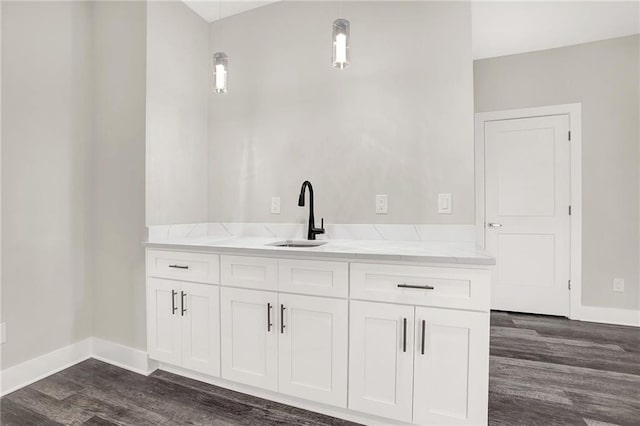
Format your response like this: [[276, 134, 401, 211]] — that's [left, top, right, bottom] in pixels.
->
[[90, 337, 158, 376], [0, 338, 92, 396], [576, 305, 640, 327], [0, 338, 158, 397]]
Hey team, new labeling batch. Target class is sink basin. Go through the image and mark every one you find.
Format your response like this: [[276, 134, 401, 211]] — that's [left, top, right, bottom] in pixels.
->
[[268, 240, 327, 248]]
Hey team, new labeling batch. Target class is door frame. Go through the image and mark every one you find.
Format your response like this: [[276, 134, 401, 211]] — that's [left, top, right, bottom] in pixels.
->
[[474, 103, 582, 319]]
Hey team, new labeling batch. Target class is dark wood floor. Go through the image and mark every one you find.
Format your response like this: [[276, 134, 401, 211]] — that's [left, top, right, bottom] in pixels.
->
[[2, 312, 639, 425]]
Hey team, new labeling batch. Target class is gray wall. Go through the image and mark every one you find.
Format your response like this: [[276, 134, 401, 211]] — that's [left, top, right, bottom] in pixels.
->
[[1, 1, 93, 368], [89, 1, 147, 351], [474, 35, 640, 310], [146, 0, 209, 226], [208, 1, 474, 224]]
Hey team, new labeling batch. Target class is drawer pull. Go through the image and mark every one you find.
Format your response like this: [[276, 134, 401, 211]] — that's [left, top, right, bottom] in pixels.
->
[[402, 318, 407, 352], [267, 303, 273, 332], [171, 290, 178, 315], [397, 283, 435, 290], [421, 320, 426, 355], [169, 264, 189, 270], [280, 304, 286, 334]]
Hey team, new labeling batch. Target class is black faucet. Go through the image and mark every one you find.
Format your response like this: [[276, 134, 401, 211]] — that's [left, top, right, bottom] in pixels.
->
[[298, 180, 325, 240]]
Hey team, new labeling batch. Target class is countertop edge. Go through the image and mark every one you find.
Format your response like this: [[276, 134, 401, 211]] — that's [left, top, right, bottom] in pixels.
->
[[142, 241, 496, 266]]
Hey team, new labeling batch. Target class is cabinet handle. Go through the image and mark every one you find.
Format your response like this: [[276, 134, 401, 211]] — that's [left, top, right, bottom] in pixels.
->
[[403, 318, 407, 352], [421, 320, 426, 355], [171, 290, 178, 315], [169, 264, 189, 269], [397, 283, 435, 290], [181, 291, 187, 316], [280, 304, 286, 334], [267, 303, 273, 332]]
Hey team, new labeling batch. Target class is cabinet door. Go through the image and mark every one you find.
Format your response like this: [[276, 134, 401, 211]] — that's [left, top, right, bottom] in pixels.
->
[[348, 301, 414, 422], [181, 282, 221, 377], [147, 278, 182, 365], [220, 287, 278, 391], [278, 294, 348, 407], [413, 308, 489, 425]]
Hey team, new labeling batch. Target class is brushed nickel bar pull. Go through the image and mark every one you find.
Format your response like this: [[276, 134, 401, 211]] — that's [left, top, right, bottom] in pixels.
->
[[171, 290, 178, 315], [421, 320, 426, 355], [397, 283, 435, 290], [169, 264, 189, 269], [403, 318, 407, 353], [267, 303, 273, 332], [181, 291, 187, 316], [280, 304, 286, 334]]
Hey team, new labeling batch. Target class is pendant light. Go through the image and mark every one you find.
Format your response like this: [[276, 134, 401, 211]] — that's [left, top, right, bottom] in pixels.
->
[[213, 0, 228, 93], [332, 18, 350, 69], [213, 52, 228, 93]]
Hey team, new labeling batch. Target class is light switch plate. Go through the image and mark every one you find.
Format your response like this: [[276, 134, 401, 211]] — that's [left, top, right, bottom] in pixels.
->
[[376, 194, 388, 214], [613, 278, 625, 292], [438, 193, 452, 214], [271, 197, 281, 214], [1, 323, 6, 344]]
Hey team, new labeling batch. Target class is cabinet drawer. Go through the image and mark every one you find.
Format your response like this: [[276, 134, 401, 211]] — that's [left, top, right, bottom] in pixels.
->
[[278, 259, 348, 298], [221, 255, 278, 291], [147, 250, 219, 284], [350, 263, 490, 312]]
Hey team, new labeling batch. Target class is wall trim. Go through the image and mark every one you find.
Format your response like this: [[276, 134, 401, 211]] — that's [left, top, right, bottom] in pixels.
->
[[0, 338, 158, 397], [0, 338, 92, 396], [575, 306, 640, 327], [90, 337, 158, 376], [474, 103, 583, 319]]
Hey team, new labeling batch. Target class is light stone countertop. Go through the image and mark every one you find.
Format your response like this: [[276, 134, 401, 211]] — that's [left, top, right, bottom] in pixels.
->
[[143, 236, 495, 265]]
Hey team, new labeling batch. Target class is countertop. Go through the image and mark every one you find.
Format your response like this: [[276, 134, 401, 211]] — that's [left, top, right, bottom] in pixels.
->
[[144, 237, 495, 265]]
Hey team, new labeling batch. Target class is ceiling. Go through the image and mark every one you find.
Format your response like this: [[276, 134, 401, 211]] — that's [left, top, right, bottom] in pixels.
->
[[183, 0, 640, 59]]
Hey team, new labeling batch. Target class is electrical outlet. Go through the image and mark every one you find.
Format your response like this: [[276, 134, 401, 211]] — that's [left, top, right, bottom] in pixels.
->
[[438, 193, 452, 214], [1, 323, 6, 344], [613, 278, 625, 292], [376, 194, 388, 214], [271, 197, 281, 214]]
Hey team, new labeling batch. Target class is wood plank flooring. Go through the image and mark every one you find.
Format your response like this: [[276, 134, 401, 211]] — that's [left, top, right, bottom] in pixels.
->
[[2, 311, 639, 425]]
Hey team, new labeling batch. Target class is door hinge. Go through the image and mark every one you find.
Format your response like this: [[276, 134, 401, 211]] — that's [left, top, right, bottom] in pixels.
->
[[568, 205, 572, 215], [568, 280, 572, 290], [568, 130, 571, 141]]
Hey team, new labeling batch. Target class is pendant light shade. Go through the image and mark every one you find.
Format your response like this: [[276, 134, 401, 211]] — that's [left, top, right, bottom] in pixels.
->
[[213, 52, 228, 93], [332, 18, 350, 69]]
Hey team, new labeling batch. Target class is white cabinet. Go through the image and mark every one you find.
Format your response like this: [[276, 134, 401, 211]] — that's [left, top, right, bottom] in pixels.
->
[[220, 287, 279, 390], [147, 278, 182, 365], [147, 278, 220, 377], [413, 307, 489, 425], [181, 282, 221, 376], [349, 301, 415, 422], [278, 293, 348, 407], [221, 288, 349, 406]]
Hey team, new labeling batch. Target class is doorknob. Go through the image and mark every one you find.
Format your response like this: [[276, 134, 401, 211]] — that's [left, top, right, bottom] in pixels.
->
[[488, 222, 503, 228]]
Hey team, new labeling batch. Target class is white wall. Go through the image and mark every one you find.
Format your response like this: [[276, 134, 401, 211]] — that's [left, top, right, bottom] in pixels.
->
[[1, 1, 93, 368], [89, 1, 147, 351], [474, 35, 640, 311], [207, 1, 474, 224], [146, 0, 209, 226]]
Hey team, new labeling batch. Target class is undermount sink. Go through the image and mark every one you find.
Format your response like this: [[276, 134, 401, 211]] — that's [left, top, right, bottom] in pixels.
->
[[268, 240, 327, 248]]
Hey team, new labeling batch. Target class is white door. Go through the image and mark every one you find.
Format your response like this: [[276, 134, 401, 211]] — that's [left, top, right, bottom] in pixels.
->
[[413, 307, 489, 425], [147, 278, 182, 365], [278, 294, 348, 408], [348, 301, 414, 423], [181, 282, 221, 377], [484, 114, 571, 316], [220, 287, 278, 391]]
